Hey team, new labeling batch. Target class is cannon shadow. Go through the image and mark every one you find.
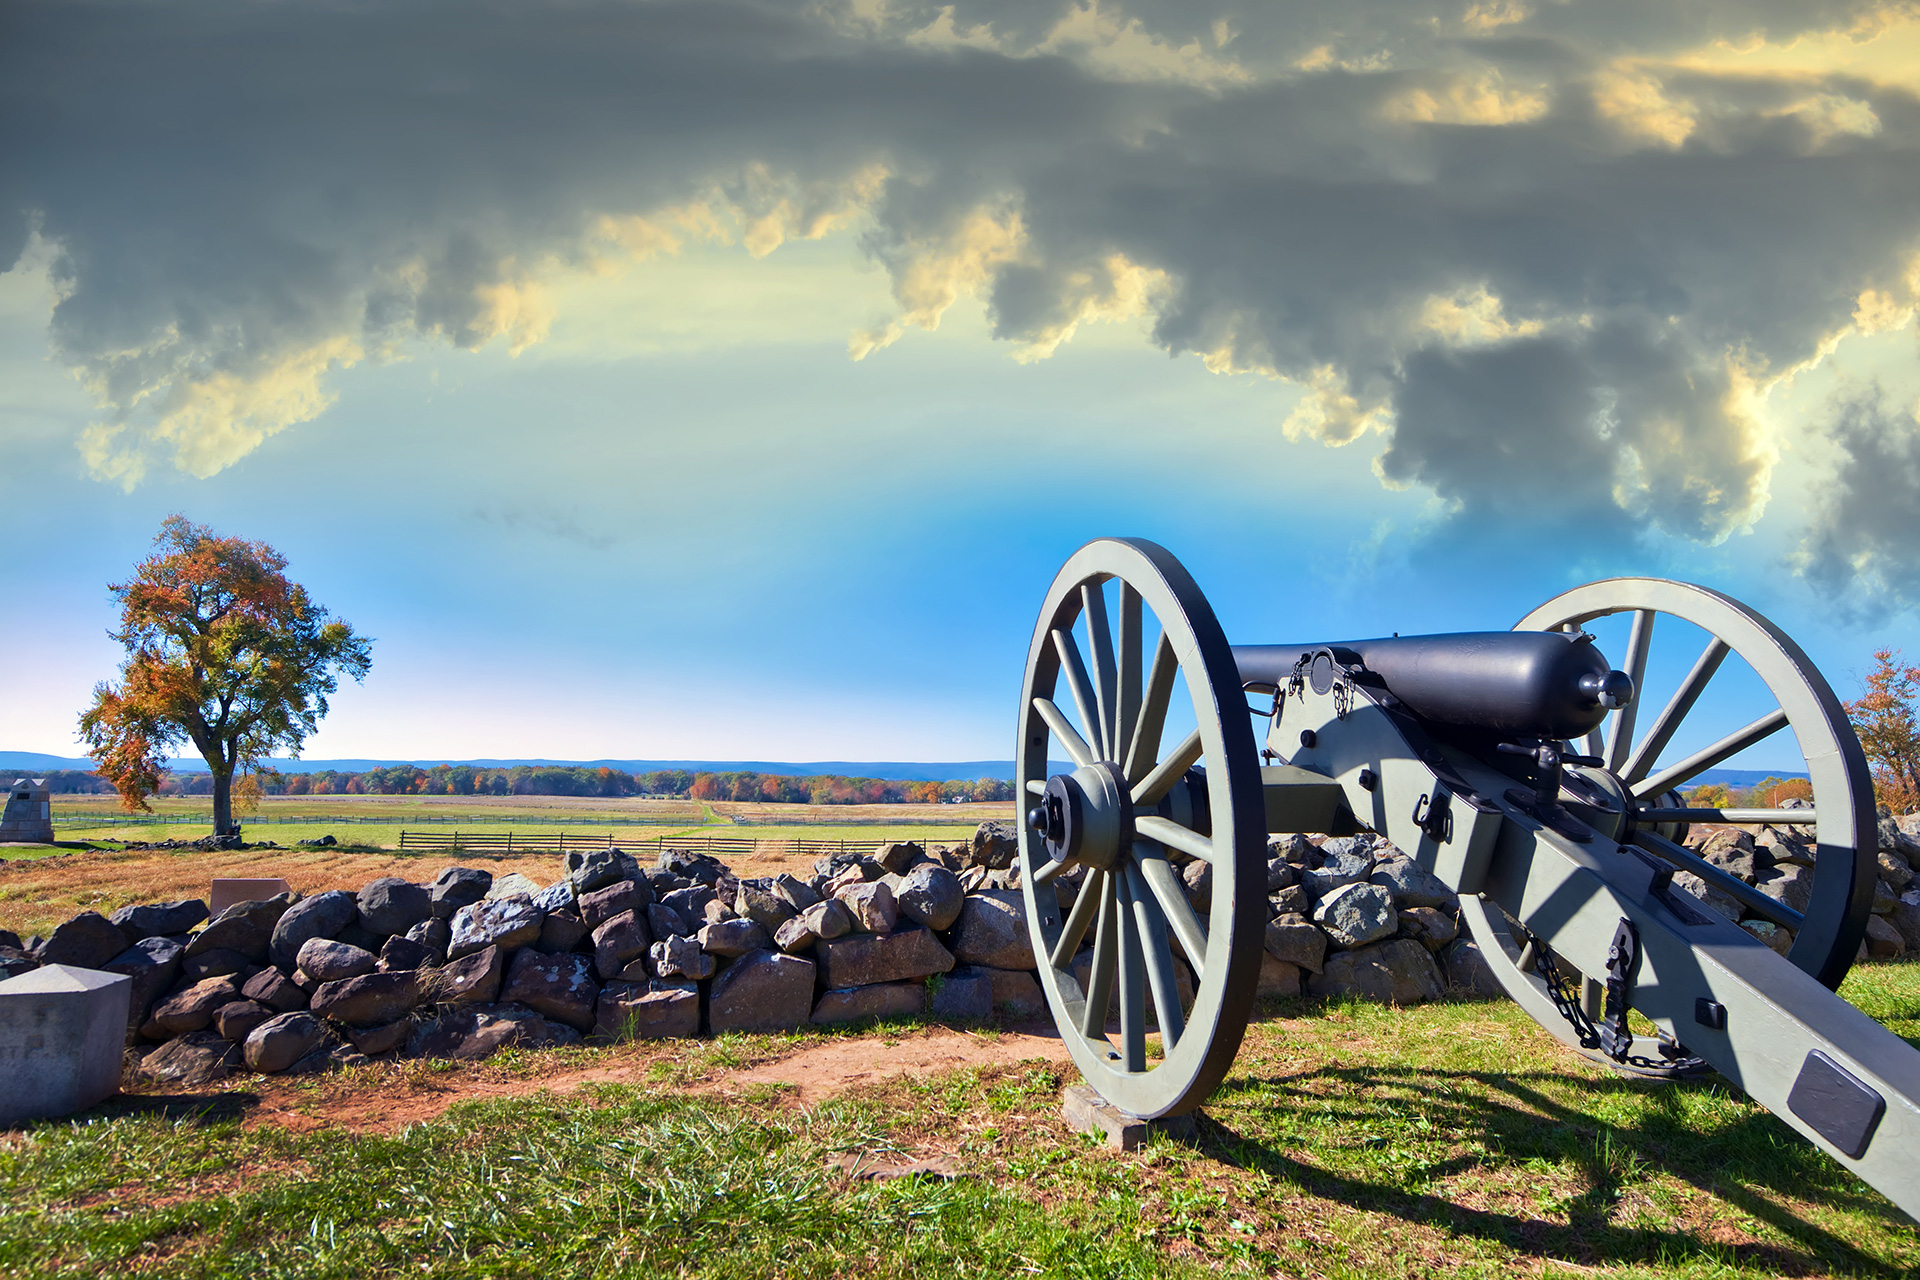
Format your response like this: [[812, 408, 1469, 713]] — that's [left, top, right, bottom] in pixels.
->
[[1197, 1061, 1908, 1275]]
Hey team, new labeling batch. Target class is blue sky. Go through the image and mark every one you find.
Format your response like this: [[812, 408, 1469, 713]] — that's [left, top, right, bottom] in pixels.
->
[[3, 1, 1919, 773]]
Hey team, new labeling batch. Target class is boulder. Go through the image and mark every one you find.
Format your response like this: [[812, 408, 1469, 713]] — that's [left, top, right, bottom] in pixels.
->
[[894, 866, 963, 932], [1264, 914, 1327, 973], [977, 965, 1046, 1016], [579, 881, 647, 930], [357, 878, 431, 938], [139, 1031, 239, 1085], [971, 821, 1019, 869], [378, 934, 437, 972], [1878, 850, 1915, 893], [1864, 913, 1906, 960], [595, 979, 700, 1040], [709, 950, 817, 1033], [40, 912, 130, 970], [565, 847, 645, 895], [404, 917, 451, 961], [1874, 878, 1899, 915], [651, 933, 716, 981], [245, 1011, 332, 1073], [646, 901, 691, 940], [771, 874, 820, 913], [1397, 906, 1459, 953], [930, 969, 994, 1021], [1258, 953, 1302, 998], [1271, 833, 1314, 863], [703, 898, 737, 926], [187, 896, 289, 963], [311, 970, 427, 1026], [1181, 860, 1212, 912], [818, 927, 955, 988], [486, 871, 541, 900], [1314, 883, 1398, 949], [838, 881, 899, 934], [214, 999, 276, 1042], [270, 890, 357, 969], [593, 910, 654, 980], [1890, 896, 1920, 952], [241, 967, 308, 1012], [537, 911, 591, 955], [812, 981, 925, 1025], [448, 894, 545, 960], [875, 841, 924, 874], [500, 949, 600, 1032], [662, 884, 715, 921], [145, 975, 242, 1037], [656, 848, 728, 886], [297, 937, 378, 984], [345, 1018, 414, 1056], [1269, 885, 1309, 916], [1742, 920, 1794, 957], [1439, 938, 1504, 997], [735, 880, 796, 931], [0, 945, 38, 981], [111, 899, 208, 941], [406, 1005, 582, 1061], [1755, 863, 1816, 915], [427, 944, 504, 1005], [531, 879, 577, 914], [1695, 829, 1766, 883], [1307, 939, 1444, 1005], [1369, 859, 1457, 911], [104, 937, 185, 1033], [1303, 851, 1373, 900], [698, 918, 770, 958], [1266, 858, 1298, 892], [180, 948, 254, 983], [948, 890, 1035, 970], [1671, 871, 1743, 924], [429, 866, 493, 918]]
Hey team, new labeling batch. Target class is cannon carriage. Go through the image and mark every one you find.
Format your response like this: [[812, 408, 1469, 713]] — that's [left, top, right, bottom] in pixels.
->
[[1016, 537, 1918, 1218]]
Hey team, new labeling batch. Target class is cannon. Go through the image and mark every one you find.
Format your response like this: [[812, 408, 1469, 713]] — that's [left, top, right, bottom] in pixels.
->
[[1016, 537, 1920, 1218]]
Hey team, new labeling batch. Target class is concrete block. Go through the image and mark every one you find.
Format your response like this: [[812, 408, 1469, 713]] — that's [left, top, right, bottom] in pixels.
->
[[210, 878, 291, 916], [1061, 1083, 1195, 1152], [0, 964, 133, 1125]]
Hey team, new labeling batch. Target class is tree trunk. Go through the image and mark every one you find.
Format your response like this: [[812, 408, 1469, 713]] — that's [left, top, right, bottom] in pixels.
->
[[211, 764, 234, 836]]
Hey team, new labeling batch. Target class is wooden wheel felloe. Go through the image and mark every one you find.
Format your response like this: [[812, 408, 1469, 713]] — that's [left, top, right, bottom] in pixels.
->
[[1017, 538, 1268, 1118], [1514, 579, 1877, 990]]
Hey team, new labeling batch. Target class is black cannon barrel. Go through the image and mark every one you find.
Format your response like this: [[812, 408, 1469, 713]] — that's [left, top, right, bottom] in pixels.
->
[[1233, 631, 1632, 740]]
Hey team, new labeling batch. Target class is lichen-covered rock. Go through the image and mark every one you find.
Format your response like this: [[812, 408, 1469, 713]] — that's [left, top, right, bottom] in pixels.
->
[[1877, 849, 1914, 893], [448, 894, 544, 960], [500, 948, 600, 1032], [1314, 883, 1398, 949], [1369, 859, 1457, 911], [357, 877, 431, 938], [146, 975, 243, 1037], [596, 979, 699, 1039], [1266, 858, 1298, 892], [246, 1011, 332, 1073], [818, 927, 955, 988], [1742, 919, 1794, 957], [311, 969, 427, 1026], [709, 949, 816, 1033], [1181, 860, 1212, 912], [837, 881, 899, 934], [270, 890, 357, 968], [298, 937, 378, 984], [41, 912, 130, 969], [1755, 863, 1816, 915], [426, 944, 504, 1005], [1694, 829, 1766, 883], [651, 932, 716, 980], [1264, 913, 1327, 973], [429, 866, 492, 918], [662, 884, 716, 921], [734, 879, 796, 931], [896, 865, 964, 932], [948, 890, 1034, 970], [111, 899, 208, 941], [1303, 851, 1373, 900], [812, 980, 924, 1024], [1307, 939, 1444, 1004]]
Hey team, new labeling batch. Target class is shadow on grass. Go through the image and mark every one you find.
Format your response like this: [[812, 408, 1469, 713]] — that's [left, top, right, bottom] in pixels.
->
[[1201, 1061, 1908, 1276], [88, 1091, 264, 1127]]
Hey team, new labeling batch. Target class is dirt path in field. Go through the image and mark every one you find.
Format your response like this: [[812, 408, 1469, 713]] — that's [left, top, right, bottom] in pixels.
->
[[116, 1023, 1075, 1137]]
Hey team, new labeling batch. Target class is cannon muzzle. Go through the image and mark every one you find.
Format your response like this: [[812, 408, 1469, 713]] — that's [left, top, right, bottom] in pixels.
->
[[1233, 630, 1633, 740]]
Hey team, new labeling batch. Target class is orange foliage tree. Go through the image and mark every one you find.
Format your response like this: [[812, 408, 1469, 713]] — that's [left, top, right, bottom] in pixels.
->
[[1845, 648, 1920, 814], [78, 516, 372, 835]]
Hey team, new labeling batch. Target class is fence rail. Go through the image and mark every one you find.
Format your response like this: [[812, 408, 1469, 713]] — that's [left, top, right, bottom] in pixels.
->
[[395, 831, 934, 859], [56, 812, 991, 829]]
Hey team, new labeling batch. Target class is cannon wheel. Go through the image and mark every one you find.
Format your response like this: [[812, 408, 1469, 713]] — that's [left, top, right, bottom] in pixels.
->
[[1017, 538, 1269, 1119], [1513, 578, 1876, 990]]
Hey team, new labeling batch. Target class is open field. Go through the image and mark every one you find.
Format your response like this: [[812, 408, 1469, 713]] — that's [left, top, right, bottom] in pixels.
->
[[3, 974, 1918, 1277]]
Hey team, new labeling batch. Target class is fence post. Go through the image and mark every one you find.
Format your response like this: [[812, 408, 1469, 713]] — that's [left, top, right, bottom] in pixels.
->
[[507, 832, 513, 855]]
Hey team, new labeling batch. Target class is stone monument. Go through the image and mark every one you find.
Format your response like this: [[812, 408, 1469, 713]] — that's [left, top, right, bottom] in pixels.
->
[[0, 964, 133, 1125], [0, 777, 54, 843]]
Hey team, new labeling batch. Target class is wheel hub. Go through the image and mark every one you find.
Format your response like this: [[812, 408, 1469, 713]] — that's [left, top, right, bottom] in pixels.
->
[[1027, 761, 1133, 872]]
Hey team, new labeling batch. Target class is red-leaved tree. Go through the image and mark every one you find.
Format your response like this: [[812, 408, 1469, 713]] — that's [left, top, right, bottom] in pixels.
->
[[1845, 648, 1920, 814]]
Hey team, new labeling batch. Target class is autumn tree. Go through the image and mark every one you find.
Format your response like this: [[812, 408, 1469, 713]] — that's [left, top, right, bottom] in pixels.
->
[[1845, 648, 1920, 814], [79, 516, 372, 836]]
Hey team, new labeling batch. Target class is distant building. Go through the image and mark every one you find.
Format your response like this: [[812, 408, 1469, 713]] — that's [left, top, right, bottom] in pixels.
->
[[0, 778, 53, 843]]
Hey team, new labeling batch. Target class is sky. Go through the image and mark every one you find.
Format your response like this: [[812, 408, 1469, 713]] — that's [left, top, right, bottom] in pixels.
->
[[2, 0, 1919, 774]]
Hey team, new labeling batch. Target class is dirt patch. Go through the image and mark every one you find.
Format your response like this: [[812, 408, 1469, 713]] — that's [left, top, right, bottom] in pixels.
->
[[719, 1026, 1072, 1105]]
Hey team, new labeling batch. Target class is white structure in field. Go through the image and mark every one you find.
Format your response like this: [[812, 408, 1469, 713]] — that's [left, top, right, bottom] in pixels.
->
[[0, 964, 132, 1125], [0, 777, 53, 843]]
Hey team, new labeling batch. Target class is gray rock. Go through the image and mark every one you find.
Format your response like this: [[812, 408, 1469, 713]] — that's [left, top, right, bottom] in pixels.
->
[[298, 937, 377, 984], [1304, 852, 1373, 900], [105, 936, 184, 1033], [978, 965, 1046, 1015], [404, 917, 451, 960], [930, 969, 994, 1021], [1755, 863, 1816, 915], [651, 933, 716, 981], [111, 899, 208, 941], [181, 947, 253, 983], [448, 894, 545, 960], [1440, 938, 1504, 996], [838, 881, 899, 934], [357, 878, 431, 938], [429, 866, 492, 918], [773, 913, 819, 953], [698, 917, 770, 957], [311, 969, 427, 1026], [592, 910, 653, 980], [41, 912, 130, 969], [1742, 919, 1794, 957], [1671, 871, 1743, 923], [1181, 860, 1212, 912], [735, 879, 796, 931], [817, 927, 955, 988], [812, 980, 925, 1024], [596, 979, 699, 1039], [1259, 953, 1302, 997], [485, 872, 542, 901], [875, 841, 924, 874], [406, 1004, 581, 1060], [948, 890, 1035, 970], [146, 975, 242, 1037], [245, 1011, 332, 1072], [771, 873, 820, 912], [214, 999, 276, 1042], [1397, 906, 1459, 952], [970, 821, 1019, 869], [536, 911, 590, 955], [1874, 877, 1899, 914], [140, 1031, 239, 1085], [1266, 858, 1298, 892], [663, 885, 715, 921], [646, 901, 691, 940], [1694, 829, 1766, 883], [426, 944, 504, 1005], [1317, 835, 1373, 861], [1270, 833, 1314, 864], [1891, 898, 1920, 952], [710, 949, 817, 1033], [240, 966, 308, 1012], [1269, 885, 1309, 916], [1865, 913, 1905, 959], [1369, 859, 1458, 910], [1314, 882, 1398, 949], [500, 949, 599, 1032], [896, 865, 964, 931], [1307, 939, 1445, 1004], [702, 897, 736, 926], [378, 934, 437, 972], [1264, 913, 1327, 973], [579, 881, 647, 930], [270, 890, 357, 969], [565, 847, 644, 894], [345, 1017, 414, 1056], [531, 879, 577, 915], [188, 896, 290, 963]]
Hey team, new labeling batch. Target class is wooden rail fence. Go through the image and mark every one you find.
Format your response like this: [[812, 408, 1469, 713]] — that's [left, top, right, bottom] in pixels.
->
[[395, 831, 935, 859]]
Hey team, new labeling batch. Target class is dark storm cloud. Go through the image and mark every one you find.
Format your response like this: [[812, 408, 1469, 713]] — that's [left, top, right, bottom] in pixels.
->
[[1798, 391, 1920, 607], [3, 0, 1919, 584]]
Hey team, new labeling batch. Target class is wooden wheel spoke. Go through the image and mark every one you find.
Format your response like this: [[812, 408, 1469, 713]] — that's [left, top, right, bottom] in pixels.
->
[[1082, 584, 1118, 762], [1033, 697, 1097, 769], [1125, 633, 1178, 785], [1116, 872, 1148, 1071], [1134, 845, 1208, 981], [1632, 708, 1789, 799], [1031, 854, 1072, 886], [1114, 585, 1143, 770], [1025, 778, 1047, 796], [1131, 728, 1204, 808], [1134, 813, 1215, 865], [1605, 609, 1655, 773], [1126, 860, 1184, 1051], [1622, 637, 1729, 785], [1050, 869, 1105, 969], [1052, 629, 1104, 766], [1081, 882, 1119, 1041]]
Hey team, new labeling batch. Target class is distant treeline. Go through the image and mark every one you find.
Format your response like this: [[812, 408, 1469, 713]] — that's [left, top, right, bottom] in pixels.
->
[[46, 763, 1013, 805]]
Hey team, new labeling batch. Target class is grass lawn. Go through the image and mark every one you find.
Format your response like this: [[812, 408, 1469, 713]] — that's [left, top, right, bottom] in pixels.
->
[[2, 971, 1917, 1277]]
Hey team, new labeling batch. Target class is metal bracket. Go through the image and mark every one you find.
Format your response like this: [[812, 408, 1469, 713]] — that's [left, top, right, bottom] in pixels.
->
[[1411, 791, 1453, 844]]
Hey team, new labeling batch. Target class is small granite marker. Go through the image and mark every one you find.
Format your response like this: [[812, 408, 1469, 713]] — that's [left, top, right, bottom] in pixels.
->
[[0, 964, 133, 1125]]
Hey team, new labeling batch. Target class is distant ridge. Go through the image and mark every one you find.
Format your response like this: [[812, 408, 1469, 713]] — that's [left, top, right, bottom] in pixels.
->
[[2, 750, 1807, 787]]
